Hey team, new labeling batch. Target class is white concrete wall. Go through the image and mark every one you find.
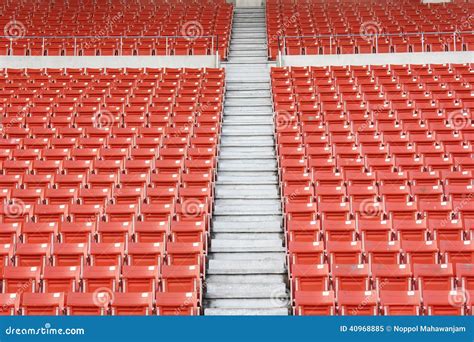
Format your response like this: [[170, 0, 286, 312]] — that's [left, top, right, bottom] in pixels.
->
[[422, 0, 451, 3], [280, 51, 474, 66], [0, 55, 218, 68], [235, 0, 264, 7]]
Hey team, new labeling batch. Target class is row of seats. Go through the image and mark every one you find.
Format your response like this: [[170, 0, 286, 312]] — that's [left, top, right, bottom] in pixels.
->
[[294, 289, 473, 315], [267, 0, 473, 58], [272, 63, 474, 315], [0, 292, 199, 315], [0, 0, 233, 59], [0, 68, 224, 315]]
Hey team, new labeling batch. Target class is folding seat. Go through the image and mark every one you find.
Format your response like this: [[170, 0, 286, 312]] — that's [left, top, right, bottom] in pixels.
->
[[385, 201, 419, 224], [414, 263, 455, 291], [429, 218, 465, 242], [20, 292, 64, 316], [78, 188, 111, 206], [133, 220, 168, 243], [0, 224, 19, 246], [454, 200, 474, 229], [66, 292, 108, 315], [51, 242, 87, 267], [21, 222, 58, 243], [333, 264, 370, 291], [403, 240, 439, 265], [14, 243, 50, 269], [97, 222, 133, 243], [44, 188, 77, 205], [286, 220, 321, 243], [313, 172, 344, 187], [166, 242, 205, 270], [357, 215, 393, 242], [3, 160, 32, 174], [59, 222, 95, 244], [170, 220, 207, 245], [288, 240, 325, 270], [327, 241, 363, 265], [445, 184, 473, 202], [365, 240, 402, 265], [10, 189, 44, 206], [110, 292, 154, 315], [89, 242, 125, 266], [371, 263, 413, 291], [294, 291, 336, 315], [62, 160, 92, 175], [440, 240, 474, 266], [291, 264, 330, 295], [87, 171, 118, 191], [0, 175, 22, 190], [314, 186, 346, 203], [338, 290, 378, 315], [12, 149, 42, 162], [322, 219, 357, 242], [380, 290, 421, 315], [423, 290, 465, 315], [161, 264, 201, 295], [122, 265, 159, 293], [140, 204, 174, 222], [2, 266, 41, 293], [0, 293, 20, 315], [82, 265, 120, 292], [69, 204, 103, 222], [105, 204, 138, 222], [285, 203, 318, 222], [318, 202, 351, 221], [345, 172, 377, 186], [42, 266, 80, 293], [155, 292, 199, 316]]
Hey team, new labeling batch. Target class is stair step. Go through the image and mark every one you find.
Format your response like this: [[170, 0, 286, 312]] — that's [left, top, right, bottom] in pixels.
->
[[212, 220, 282, 233], [213, 233, 282, 240], [205, 274, 286, 284], [209, 252, 286, 262], [229, 50, 268, 57], [205, 298, 289, 310], [204, 308, 289, 315], [225, 84, 270, 92], [221, 136, 274, 147], [213, 214, 282, 222], [219, 162, 277, 172], [205, 283, 287, 299], [208, 259, 286, 274], [210, 239, 284, 253]]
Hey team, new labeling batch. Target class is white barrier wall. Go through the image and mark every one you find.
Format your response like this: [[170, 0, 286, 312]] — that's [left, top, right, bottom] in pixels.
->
[[0, 55, 218, 68], [235, 0, 264, 7], [280, 51, 474, 66]]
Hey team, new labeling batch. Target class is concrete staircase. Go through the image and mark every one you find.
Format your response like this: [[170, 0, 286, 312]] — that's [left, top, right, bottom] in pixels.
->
[[204, 7, 290, 316]]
